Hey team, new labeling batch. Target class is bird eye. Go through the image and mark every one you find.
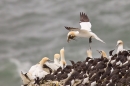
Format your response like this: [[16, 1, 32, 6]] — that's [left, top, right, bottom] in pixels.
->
[[69, 35, 72, 38], [119, 43, 121, 45]]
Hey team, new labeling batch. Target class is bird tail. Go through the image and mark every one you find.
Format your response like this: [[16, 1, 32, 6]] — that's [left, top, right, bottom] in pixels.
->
[[20, 71, 25, 80], [20, 71, 31, 84], [93, 33, 105, 43]]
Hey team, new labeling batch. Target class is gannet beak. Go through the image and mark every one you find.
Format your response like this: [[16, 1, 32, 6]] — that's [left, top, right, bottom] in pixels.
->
[[48, 59, 53, 63]]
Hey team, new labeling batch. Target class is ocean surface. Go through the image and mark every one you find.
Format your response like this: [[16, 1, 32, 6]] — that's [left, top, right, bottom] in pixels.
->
[[0, 0, 130, 85]]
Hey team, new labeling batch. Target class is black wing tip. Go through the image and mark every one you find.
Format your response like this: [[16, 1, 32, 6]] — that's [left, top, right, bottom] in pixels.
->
[[80, 12, 86, 16], [80, 12, 84, 14], [65, 26, 72, 28], [80, 12, 89, 22], [64, 26, 70, 30], [64, 26, 69, 28]]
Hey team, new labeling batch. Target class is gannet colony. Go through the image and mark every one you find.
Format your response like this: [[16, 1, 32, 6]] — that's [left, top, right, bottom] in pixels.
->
[[20, 12, 130, 86]]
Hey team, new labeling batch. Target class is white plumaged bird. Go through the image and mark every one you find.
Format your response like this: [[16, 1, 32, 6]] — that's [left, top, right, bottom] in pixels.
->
[[65, 12, 105, 49], [86, 49, 93, 58], [60, 47, 67, 69], [53, 54, 61, 67], [28, 57, 51, 80], [45, 54, 61, 72], [116, 40, 124, 54]]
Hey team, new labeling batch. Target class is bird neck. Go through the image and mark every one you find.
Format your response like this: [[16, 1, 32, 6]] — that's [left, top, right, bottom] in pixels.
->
[[101, 53, 107, 58], [60, 61, 65, 69], [39, 60, 46, 66], [87, 49, 93, 58], [54, 58, 60, 64], [61, 53, 65, 61], [117, 44, 123, 54], [87, 53, 92, 58]]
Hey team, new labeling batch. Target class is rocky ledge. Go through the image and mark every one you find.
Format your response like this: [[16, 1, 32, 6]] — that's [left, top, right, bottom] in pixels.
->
[[20, 48, 130, 86]]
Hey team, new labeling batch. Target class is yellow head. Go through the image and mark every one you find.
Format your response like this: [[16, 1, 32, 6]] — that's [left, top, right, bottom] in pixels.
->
[[67, 31, 76, 42], [39, 57, 50, 65], [60, 47, 64, 57], [97, 50, 107, 58], [54, 54, 60, 59], [117, 40, 123, 46]]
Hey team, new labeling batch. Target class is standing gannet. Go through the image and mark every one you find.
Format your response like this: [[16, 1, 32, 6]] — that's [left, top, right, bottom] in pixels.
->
[[87, 49, 93, 58], [45, 54, 61, 72], [28, 57, 51, 80], [60, 47, 67, 69], [116, 40, 124, 54], [97, 50, 109, 63], [99, 50, 107, 58], [54, 54, 61, 66], [65, 12, 105, 49], [85, 49, 93, 66]]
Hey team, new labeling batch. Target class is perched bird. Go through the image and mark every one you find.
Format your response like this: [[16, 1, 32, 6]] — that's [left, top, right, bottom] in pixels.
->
[[116, 40, 124, 54], [60, 47, 67, 69], [86, 49, 93, 58], [45, 54, 61, 72], [28, 57, 51, 80], [97, 50, 108, 63], [97, 50, 107, 58], [65, 12, 105, 49], [20, 43, 130, 86], [54, 54, 61, 66]]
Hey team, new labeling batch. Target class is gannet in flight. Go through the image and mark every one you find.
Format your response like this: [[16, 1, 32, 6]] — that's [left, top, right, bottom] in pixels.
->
[[65, 12, 105, 49]]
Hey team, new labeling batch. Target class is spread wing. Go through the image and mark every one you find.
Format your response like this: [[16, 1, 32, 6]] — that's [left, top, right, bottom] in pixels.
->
[[80, 12, 92, 31], [80, 12, 89, 22], [64, 26, 80, 31]]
